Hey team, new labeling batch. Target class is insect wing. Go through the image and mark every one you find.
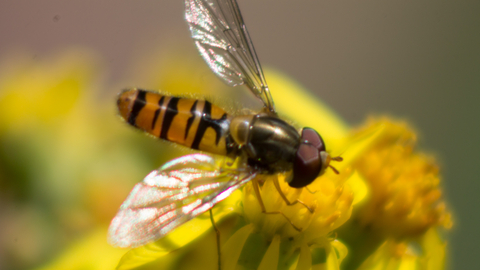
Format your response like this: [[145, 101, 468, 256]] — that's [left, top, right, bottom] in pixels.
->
[[185, 0, 276, 113], [108, 154, 256, 248]]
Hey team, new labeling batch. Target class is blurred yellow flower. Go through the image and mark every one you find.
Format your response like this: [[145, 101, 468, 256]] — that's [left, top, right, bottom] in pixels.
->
[[0, 49, 182, 269], [352, 118, 452, 237], [337, 118, 452, 270]]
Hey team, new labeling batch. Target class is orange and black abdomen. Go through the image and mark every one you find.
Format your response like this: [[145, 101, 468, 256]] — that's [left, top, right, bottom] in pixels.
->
[[118, 89, 234, 155]]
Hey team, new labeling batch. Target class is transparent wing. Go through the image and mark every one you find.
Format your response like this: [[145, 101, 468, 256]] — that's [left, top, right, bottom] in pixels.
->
[[185, 0, 276, 113], [108, 154, 256, 248]]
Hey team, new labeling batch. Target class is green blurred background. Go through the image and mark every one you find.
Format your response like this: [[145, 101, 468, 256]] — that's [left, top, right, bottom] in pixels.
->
[[0, 1, 478, 269]]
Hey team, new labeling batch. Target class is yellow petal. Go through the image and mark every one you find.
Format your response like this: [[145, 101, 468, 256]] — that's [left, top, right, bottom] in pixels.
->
[[258, 234, 280, 270], [331, 240, 349, 266], [338, 121, 386, 170], [295, 244, 312, 270], [422, 228, 447, 270], [345, 171, 369, 205], [397, 256, 419, 270], [221, 224, 255, 270], [35, 227, 124, 270]]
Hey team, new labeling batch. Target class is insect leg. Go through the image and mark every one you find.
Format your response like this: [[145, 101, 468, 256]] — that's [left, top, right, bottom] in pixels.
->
[[209, 209, 221, 270], [304, 186, 317, 195], [251, 178, 302, 231], [273, 177, 314, 213]]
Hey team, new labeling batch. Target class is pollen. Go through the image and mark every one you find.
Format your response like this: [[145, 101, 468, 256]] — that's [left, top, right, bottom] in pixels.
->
[[352, 118, 452, 238]]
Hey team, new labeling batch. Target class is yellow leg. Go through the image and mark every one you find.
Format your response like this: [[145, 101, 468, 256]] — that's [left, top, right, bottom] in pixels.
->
[[273, 177, 314, 213], [251, 178, 303, 231], [304, 186, 317, 194], [209, 209, 221, 270]]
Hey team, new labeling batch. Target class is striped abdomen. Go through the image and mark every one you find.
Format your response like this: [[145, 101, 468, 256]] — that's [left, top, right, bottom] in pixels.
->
[[118, 89, 234, 155]]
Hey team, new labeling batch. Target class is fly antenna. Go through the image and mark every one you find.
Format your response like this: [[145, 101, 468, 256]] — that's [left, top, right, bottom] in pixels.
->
[[329, 155, 343, 174], [329, 165, 340, 174], [331, 156, 343, 162]]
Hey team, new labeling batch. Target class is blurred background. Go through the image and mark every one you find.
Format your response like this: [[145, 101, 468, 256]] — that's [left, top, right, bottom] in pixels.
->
[[0, 1, 478, 269]]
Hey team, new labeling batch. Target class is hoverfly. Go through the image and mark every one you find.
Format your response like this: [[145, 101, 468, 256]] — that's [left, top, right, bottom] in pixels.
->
[[108, 0, 342, 249]]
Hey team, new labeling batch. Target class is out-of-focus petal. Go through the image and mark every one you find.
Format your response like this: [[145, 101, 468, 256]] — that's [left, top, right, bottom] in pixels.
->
[[295, 244, 312, 270], [35, 228, 125, 270], [221, 224, 255, 270], [257, 235, 280, 270]]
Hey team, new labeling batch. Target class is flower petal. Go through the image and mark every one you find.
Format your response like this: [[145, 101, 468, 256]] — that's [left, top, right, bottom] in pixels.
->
[[295, 244, 312, 270], [258, 234, 280, 270], [221, 224, 255, 270], [345, 171, 369, 205], [421, 228, 447, 270], [35, 228, 125, 270]]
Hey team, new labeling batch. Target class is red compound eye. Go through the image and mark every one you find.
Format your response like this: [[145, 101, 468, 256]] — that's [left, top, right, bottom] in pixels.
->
[[301, 128, 326, 152], [289, 143, 322, 188]]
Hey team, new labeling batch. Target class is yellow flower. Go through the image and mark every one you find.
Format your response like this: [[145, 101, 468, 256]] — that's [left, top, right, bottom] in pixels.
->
[[0, 49, 182, 269], [337, 118, 452, 270], [352, 118, 451, 237]]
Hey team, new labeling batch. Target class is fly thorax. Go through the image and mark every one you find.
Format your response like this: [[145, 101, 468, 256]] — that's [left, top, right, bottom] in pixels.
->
[[230, 115, 255, 146], [232, 115, 300, 172]]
